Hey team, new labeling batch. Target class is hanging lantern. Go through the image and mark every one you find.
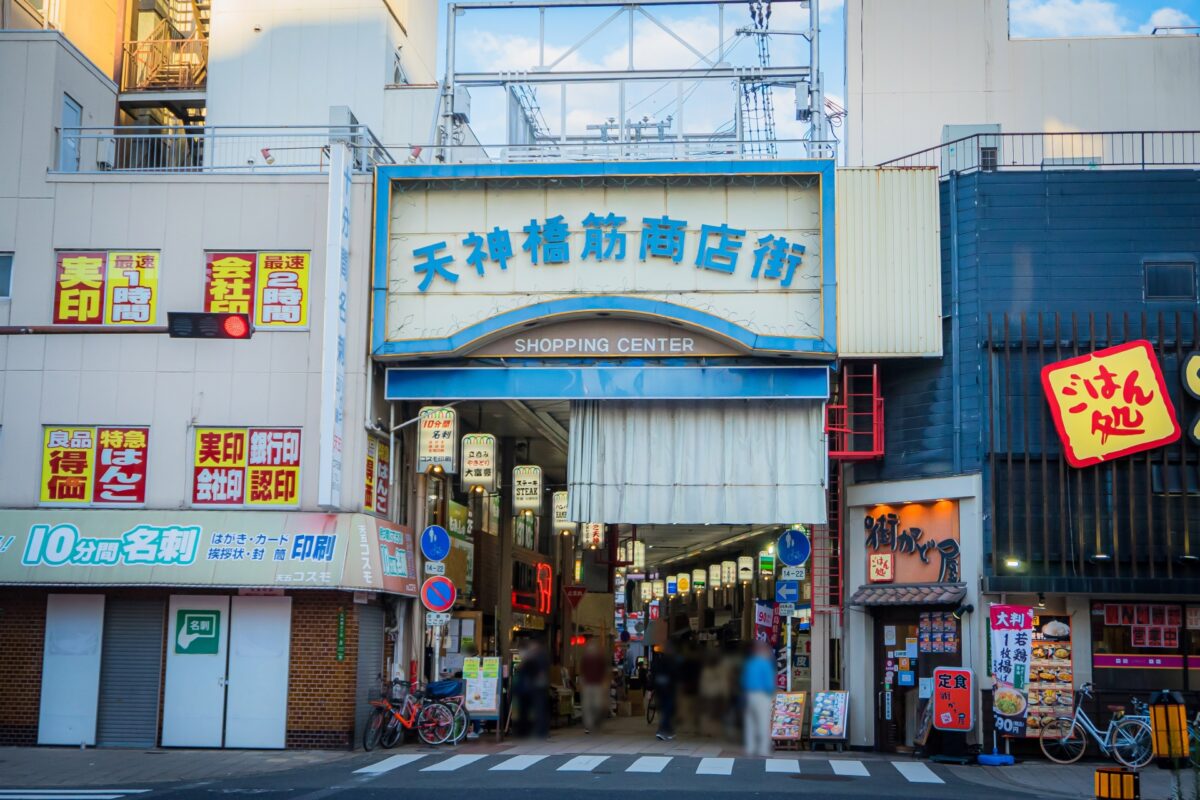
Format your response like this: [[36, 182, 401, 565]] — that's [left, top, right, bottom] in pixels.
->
[[677, 572, 690, 593], [652, 579, 665, 599], [722, 560, 737, 586], [691, 568, 706, 592], [640, 581, 653, 602], [709, 564, 721, 589], [737, 556, 754, 583], [630, 540, 646, 570], [580, 522, 605, 550], [666, 575, 677, 596]]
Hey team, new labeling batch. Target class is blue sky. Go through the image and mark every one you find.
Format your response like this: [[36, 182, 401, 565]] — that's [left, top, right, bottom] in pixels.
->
[[430, 0, 1199, 146]]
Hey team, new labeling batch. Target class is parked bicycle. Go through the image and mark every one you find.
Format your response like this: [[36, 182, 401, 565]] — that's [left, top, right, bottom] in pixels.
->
[[1039, 682, 1153, 769], [363, 679, 455, 750], [645, 688, 657, 725], [1126, 698, 1200, 768], [428, 679, 472, 745]]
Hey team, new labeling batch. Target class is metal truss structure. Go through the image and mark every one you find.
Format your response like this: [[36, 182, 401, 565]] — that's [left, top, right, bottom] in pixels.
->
[[433, 0, 831, 159]]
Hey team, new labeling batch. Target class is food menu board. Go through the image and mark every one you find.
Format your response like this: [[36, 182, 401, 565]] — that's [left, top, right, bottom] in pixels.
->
[[463, 656, 501, 718], [810, 691, 849, 740], [919, 611, 960, 653], [770, 692, 808, 740], [1024, 614, 1073, 737]]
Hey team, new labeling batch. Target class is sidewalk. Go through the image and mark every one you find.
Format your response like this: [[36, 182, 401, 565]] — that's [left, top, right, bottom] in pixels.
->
[[950, 760, 1199, 800], [0, 747, 358, 788]]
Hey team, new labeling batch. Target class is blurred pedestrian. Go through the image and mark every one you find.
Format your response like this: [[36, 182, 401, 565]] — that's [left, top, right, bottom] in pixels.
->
[[652, 642, 679, 741], [741, 642, 775, 757], [581, 639, 609, 732]]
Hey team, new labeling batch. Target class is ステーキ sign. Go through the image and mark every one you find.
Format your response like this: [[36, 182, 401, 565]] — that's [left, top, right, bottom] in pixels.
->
[[932, 667, 973, 732], [512, 465, 543, 513], [1041, 340, 1180, 467], [175, 609, 220, 654]]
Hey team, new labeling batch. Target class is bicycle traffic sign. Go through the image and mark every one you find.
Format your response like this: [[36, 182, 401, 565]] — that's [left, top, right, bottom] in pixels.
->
[[421, 575, 457, 613], [420, 525, 451, 562], [777, 527, 811, 567]]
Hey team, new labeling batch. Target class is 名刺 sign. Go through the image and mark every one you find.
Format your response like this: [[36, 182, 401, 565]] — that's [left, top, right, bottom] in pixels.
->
[[932, 667, 973, 731], [175, 609, 220, 654], [420, 525, 451, 562], [417, 407, 458, 473], [1041, 340, 1180, 467]]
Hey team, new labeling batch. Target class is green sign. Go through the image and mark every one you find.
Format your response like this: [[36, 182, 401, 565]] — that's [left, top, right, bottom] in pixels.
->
[[175, 609, 220, 654], [336, 608, 346, 661], [759, 551, 775, 575]]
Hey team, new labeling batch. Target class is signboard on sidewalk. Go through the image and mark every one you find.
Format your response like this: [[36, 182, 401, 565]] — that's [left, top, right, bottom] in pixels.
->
[[932, 667, 974, 732], [770, 692, 807, 740], [989, 604, 1033, 737]]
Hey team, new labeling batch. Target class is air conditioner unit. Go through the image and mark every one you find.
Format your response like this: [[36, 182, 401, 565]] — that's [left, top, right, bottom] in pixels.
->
[[97, 137, 116, 170]]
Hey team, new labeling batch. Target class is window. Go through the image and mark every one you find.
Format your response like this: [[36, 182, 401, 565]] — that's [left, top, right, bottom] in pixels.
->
[[1144, 260, 1196, 300], [980, 146, 998, 172], [58, 94, 82, 172], [0, 253, 11, 298]]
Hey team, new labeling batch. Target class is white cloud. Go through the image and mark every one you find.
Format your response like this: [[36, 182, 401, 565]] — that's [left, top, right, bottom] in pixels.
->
[[1140, 6, 1198, 32], [1009, 0, 1129, 37]]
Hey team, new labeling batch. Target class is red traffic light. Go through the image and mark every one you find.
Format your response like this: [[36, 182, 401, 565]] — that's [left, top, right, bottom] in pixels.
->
[[167, 312, 254, 340]]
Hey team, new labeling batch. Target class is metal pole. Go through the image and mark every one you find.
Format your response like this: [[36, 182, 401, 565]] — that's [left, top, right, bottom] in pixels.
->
[[809, 0, 825, 153], [786, 615, 792, 691]]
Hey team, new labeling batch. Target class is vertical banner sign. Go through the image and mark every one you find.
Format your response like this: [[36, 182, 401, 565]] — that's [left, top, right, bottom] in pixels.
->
[[255, 252, 310, 328], [104, 252, 158, 324], [318, 140, 353, 508], [417, 407, 458, 473], [336, 607, 346, 661], [364, 438, 392, 515], [722, 560, 737, 586], [990, 604, 1033, 737], [552, 491, 575, 534], [461, 433, 496, 492], [205, 252, 257, 314], [54, 251, 106, 324], [512, 465, 542, 513]]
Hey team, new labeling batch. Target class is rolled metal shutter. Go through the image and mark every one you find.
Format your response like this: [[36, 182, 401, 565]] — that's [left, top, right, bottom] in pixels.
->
[[96, 598, 165, 748], [355, 605, 386, 739]]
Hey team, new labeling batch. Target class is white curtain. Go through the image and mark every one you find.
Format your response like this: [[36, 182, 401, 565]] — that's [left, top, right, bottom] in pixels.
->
[[567, 400, 827, 525]]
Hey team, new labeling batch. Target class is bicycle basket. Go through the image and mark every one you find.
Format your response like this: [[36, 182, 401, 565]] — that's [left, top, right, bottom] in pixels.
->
[[428, 679, 464, 699], [387, 679, 411, 702]]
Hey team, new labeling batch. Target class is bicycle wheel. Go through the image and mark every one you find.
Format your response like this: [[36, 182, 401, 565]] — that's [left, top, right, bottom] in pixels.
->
[[1188, 724, 1200, 768], [1110, 718, 1153, 769], [381, 715, 404, 749], [363, 706, 387, 751], [1040, 717, 1087, 764], [417, 702, 455, 745], [447, 703, 470, 744], [646, 692, 657, 725]]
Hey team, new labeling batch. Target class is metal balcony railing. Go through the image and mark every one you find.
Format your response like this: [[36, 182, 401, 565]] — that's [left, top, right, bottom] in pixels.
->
[[388, 138, 839, 164], [122, 34, 208, 91], [879, 131, 1200, 178], [52, 125, 394, 174]]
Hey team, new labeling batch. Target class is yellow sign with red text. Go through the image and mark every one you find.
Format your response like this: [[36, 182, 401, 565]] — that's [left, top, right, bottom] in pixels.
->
[[1041, 340, 1180, 468], [55, 251, 158, 326]]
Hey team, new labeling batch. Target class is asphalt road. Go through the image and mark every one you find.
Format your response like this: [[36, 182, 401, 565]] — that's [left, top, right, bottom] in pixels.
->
[[7, 751, 1069, 800]]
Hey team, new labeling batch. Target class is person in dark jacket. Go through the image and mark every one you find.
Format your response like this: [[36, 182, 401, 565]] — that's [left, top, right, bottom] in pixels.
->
[[652, 641, 679, 741]]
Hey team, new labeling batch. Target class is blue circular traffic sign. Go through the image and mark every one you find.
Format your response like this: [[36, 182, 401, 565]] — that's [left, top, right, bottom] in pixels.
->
[[777, 527, 812, 567], [421, 576, 457, 613], [420, 525, 451, 562]]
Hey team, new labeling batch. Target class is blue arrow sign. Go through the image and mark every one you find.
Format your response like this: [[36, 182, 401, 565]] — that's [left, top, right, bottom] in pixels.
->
[[420, 525, 451, 562], [777, 527, 812, 567], [775, 580, 799, 604]]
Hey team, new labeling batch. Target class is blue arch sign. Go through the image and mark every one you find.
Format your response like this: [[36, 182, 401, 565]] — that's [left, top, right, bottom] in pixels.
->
[[777, 527, 811, 567], [420, 525, 451, 562]]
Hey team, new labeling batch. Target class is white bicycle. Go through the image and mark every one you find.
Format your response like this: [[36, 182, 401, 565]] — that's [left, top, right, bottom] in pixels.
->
[[1039, 683, 1153, 769]]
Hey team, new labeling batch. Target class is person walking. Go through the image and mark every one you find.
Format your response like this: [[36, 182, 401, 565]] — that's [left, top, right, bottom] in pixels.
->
[[652, 641, 679, 741], [741, 642, 776, 757], [580, 639, 609, 733]]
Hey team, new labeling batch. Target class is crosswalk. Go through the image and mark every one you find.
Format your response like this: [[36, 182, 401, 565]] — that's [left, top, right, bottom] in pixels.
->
[[352, 752, 946, 784], [0, 791, 148, 800]]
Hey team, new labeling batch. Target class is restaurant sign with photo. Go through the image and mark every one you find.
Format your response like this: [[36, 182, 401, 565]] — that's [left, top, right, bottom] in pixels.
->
[[990, 604, 1033, 737]]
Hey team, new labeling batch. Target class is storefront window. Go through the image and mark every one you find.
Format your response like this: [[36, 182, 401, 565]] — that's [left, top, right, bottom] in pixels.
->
[[1091, 601, 1188, 692]]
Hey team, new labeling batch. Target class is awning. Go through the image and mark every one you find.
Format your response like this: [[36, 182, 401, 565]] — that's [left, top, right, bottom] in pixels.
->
[[567, 398, 828, 525], [849, 582, 967, 607], [0, 510, 418, 596]]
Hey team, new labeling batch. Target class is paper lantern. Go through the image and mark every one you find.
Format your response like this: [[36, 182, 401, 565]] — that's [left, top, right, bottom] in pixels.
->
[[652, 580, 665, 599], [677, 572, 690, 593], [640, 582, 653, 602], [709, 564, 722, 589], [721, 560, 737, 586], [737, 556, 754, 583], [691, 568, 706, 592]]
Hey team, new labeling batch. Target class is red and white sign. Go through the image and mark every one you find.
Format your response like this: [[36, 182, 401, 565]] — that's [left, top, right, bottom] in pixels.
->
[[868, 552, 894, 583], [564, 584, 587, 609], [932, 667, 974, 732], [421, 575, 457, 613]]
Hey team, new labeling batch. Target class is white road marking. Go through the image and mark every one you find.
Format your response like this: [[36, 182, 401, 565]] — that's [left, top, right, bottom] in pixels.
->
[[695, 757, 734, 775], [421, 754, 488, 772], [0, 793, 148, 796], [764, 758, 801, 773], [892, 761, 943, 784], [0, 796, 125, 800], [557, 755, 610, 772], [353, 754, 427, 774], [626, 756, 672, 773], [490, 755, 548, 771], [830, 759, 870, 777]]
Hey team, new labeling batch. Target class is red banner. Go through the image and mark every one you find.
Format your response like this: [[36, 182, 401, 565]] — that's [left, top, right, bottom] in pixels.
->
[[92, 427, 150, 504]]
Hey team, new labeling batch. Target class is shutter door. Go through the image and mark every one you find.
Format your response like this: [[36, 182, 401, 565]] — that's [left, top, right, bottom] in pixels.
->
[[355, 605, 386, 738], [97, 598, 165, 748]]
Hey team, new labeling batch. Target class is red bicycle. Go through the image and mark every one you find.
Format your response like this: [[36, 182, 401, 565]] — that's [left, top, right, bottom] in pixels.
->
[[363, 679, 455, 750]]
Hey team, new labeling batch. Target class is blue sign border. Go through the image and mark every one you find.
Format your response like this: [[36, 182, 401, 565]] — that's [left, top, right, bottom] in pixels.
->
[[777, 528, 812, 567], [419, 524, 451, 562], [371, 160, 837, 359]]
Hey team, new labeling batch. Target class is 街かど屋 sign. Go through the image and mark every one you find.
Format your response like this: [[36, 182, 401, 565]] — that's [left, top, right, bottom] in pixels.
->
[[864, 502, 961, 583], [1041, 340, 1180, 468], [376, 172, 833, 359]]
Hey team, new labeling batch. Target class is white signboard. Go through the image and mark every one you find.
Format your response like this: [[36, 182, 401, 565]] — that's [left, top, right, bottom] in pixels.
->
[[417, 407, 457, 473], [581, 522, 604, 549], [426, 611, 451, 627], [424, 561, 446, 575], [381, 179, 829, 357], [552, 491, 574, 533], [461, 433, 496, 492], [317, 140, 352, 507], [512, 465, 542, 513], [781, 566, 807, 580]]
